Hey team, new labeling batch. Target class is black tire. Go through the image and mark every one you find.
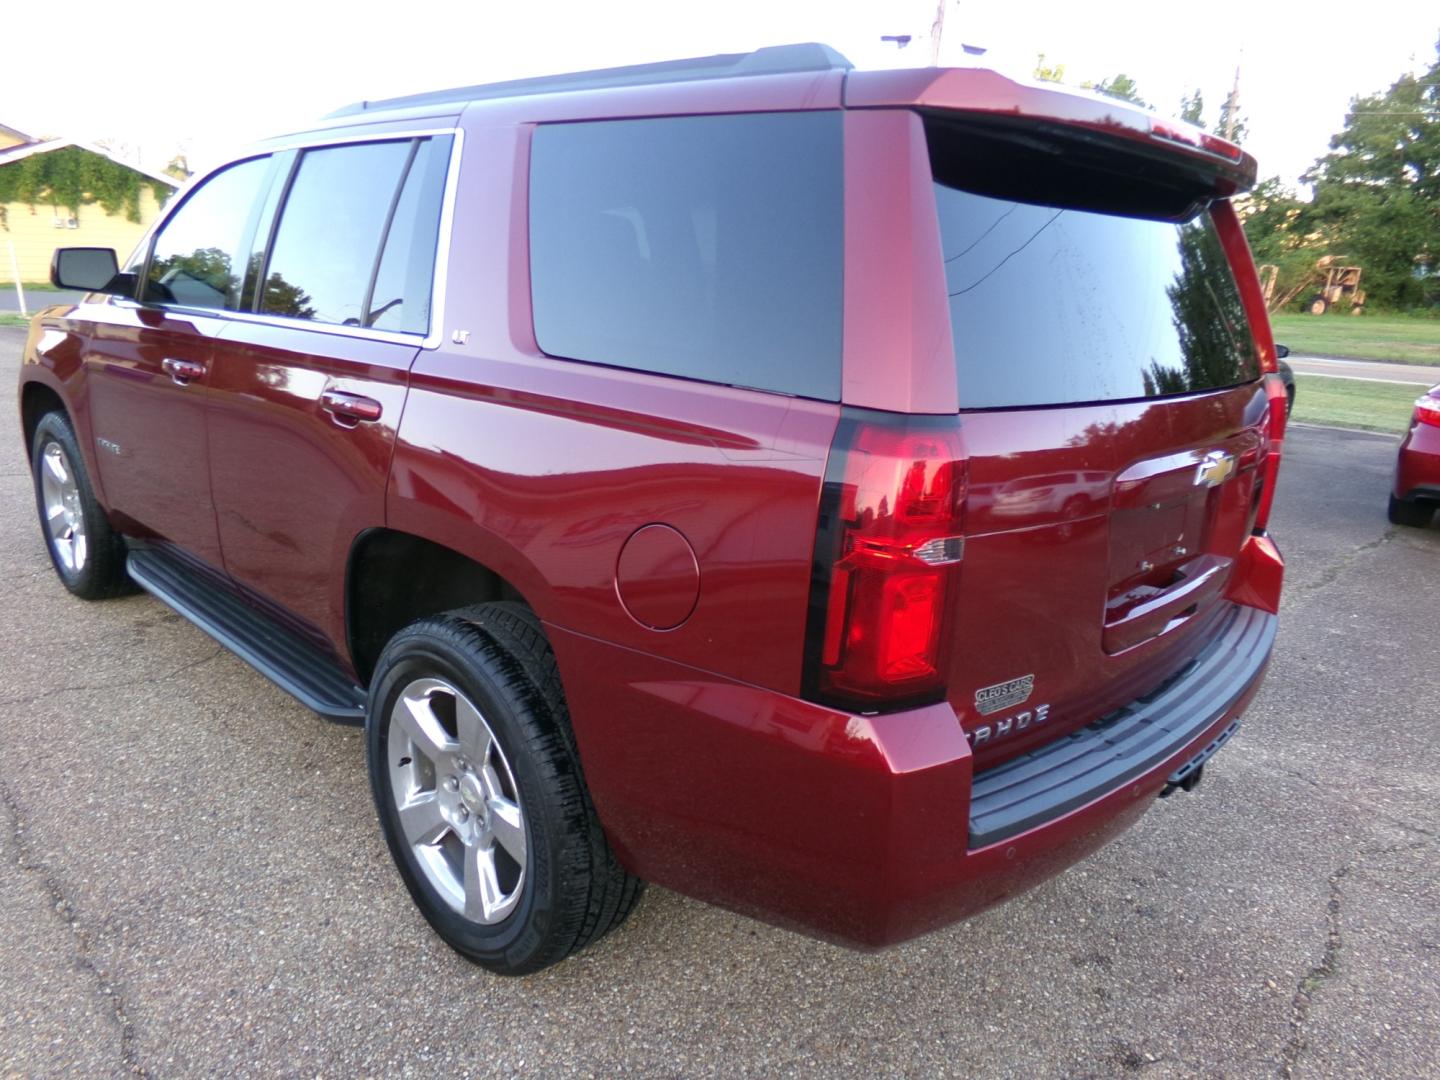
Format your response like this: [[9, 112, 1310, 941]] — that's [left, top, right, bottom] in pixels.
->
[[366, 602, 643, 975], [1387, 494, 1434, 528], [1286, 382, 1296, 417], [30, 410, 132, 600], [1308, 296, 1328, 315]]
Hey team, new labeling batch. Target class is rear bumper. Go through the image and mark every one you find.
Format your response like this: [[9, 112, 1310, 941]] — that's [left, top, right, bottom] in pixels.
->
[[549, 601, 1276, 949], [969, 604, 1274, 847]]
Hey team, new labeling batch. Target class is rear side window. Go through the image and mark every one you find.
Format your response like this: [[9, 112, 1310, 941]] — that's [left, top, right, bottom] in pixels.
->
[[366, 137, 451, 333], [146, 157, 270, 311], [934, 185, 1259, 409], [262, 136, 450, 331], [529, 111, 843, 399]]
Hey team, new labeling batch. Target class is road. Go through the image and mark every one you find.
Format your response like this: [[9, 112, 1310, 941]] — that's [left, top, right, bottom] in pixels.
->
[[1289, 354, 1440, 387], [2, 324, 1438, 1078], [0, 288, 87, 315]]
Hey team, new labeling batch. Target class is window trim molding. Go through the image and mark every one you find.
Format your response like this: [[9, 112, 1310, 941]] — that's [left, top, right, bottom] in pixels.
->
[[122, 126, 464, 351]]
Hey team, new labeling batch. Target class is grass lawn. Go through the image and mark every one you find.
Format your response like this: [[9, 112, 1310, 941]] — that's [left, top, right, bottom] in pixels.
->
[[1271, 312, 1440, 366], [0, 313, 29, 327], [1291, 375, 1424, 434]]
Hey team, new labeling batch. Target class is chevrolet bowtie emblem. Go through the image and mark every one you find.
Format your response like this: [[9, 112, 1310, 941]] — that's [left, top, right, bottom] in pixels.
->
[[1195, 449, 1237, 488]]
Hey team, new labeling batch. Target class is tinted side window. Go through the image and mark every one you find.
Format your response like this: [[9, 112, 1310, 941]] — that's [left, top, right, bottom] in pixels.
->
[[366, 136, 451, 333], [262, 141, 414, 326], [529, 111, 843, 399], [147, 157, 270, 310]]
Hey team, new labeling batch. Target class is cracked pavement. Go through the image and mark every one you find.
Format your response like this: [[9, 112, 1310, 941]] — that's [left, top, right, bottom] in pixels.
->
[[2, 325, 1438, 1077]]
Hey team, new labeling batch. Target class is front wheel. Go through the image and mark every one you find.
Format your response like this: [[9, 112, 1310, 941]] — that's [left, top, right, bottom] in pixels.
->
[[30, 411, 132, 599], [366, 602, 643, 975]]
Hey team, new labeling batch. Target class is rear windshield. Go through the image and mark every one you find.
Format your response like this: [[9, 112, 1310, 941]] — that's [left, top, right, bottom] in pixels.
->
[[529, 111, 843, 400], [933, 185, 1260, 409]]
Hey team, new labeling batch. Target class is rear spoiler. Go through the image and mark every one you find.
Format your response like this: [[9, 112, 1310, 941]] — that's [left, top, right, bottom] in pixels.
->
[[845, 68, 1257, 202]]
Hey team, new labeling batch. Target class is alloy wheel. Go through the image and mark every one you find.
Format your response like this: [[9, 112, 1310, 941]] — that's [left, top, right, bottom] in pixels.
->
[[39, 441, 87, 573], [387, 677, 528, 924]]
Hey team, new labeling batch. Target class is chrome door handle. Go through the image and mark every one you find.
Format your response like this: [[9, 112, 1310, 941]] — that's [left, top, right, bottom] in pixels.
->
[[321, 390, 383, 424], [162, 357, 206, 385]]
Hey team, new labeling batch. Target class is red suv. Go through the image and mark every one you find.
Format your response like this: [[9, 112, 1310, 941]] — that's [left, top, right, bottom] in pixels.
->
[[19, 45, 1286, 974]]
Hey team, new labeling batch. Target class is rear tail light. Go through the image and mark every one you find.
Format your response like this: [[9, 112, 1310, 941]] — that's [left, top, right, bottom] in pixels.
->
[[803, 410, 966, 712], [1414, 395, 1440, 428], [1148, 120, 1199, 148], [1198, 132, 1245, 162]]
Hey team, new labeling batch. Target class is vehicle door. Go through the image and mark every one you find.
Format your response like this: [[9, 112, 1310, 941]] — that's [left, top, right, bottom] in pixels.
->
[[84, 155, 275, 568], [206, 135, 453, 652]]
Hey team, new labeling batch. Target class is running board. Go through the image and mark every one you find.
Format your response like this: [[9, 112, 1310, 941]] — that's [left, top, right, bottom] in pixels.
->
[[126, 548, 366, 724]]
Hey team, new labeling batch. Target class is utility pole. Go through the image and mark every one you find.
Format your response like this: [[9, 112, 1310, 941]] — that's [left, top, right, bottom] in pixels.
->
[[930, 0, 946, 67], [7, 240, 26, 318], [1223, 61, 1241, 142]]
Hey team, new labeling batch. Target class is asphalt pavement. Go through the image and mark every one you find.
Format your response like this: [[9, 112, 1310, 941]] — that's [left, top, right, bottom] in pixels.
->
[[2, 324, 1438, 1078], [0, 288, 87, 314], [1289, 354, 1440, 387]]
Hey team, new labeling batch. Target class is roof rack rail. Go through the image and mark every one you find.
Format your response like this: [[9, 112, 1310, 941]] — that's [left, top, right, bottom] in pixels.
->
[[326, 42, 852, 119]]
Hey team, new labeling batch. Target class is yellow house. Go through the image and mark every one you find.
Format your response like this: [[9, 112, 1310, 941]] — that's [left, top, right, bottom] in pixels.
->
[[0, 123, 32, 151], [0, 133, 180, 284]]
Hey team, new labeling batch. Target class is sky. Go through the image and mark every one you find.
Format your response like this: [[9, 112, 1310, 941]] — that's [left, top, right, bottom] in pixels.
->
[[2, 0, 1435, 189]]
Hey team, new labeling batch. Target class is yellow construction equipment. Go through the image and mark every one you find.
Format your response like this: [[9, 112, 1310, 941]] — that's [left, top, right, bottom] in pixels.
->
[[1258, 257, 1366, 315]]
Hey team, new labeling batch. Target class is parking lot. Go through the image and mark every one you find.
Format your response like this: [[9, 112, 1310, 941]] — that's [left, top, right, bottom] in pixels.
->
[[2, 323, 1437, 1078]]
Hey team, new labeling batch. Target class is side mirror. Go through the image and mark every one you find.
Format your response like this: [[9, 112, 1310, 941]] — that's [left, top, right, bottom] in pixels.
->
[[1274, 343, 1290, 359], [51, 247, 128, 294]]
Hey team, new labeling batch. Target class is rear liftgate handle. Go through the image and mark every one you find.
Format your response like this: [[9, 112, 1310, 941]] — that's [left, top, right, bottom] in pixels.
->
[[320, 389, 383, 426]]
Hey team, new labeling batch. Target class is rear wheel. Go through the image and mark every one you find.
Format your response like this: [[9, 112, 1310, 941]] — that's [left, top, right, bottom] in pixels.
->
[[366, 602, 643, 975], [30, 411, 131, 599], [1387, 495, 1434, 528], [1307, 296, 1328, 315]]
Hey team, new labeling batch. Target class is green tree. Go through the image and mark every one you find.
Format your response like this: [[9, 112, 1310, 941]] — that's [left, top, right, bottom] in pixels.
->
[[148, 245, 238, 306], [1086, 73, 1147, 107], [1238, 177, 1314, 309], [1241, 177, 1306, 262], [1144, 218, 1252, 396], [1179, 89, 1205, 126], [261, 272, 316, 320], [1300, 41, 1440, 308]]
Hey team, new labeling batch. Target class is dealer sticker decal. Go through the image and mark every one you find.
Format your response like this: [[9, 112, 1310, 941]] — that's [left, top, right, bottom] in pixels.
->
[[974, 674, 1035, 716]]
